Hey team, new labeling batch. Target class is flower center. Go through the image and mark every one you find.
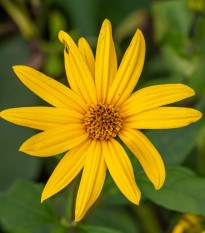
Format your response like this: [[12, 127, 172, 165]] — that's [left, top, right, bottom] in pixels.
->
[[84, 103, 123, 140]]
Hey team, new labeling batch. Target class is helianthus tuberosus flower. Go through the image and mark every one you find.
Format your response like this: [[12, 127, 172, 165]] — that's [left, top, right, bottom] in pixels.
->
[[0, 19, 202, 221], [172, 214, 204, 233]]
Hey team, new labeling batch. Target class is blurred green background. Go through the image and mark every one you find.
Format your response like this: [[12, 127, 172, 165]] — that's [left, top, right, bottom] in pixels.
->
[[0, 0, 205, 232]]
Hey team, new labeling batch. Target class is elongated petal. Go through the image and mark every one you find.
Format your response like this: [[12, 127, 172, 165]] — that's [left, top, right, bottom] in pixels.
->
[[0, 107, 84, 130], [120, 84, 195, 116], [59, 30, 97, 104], [19, 124, 88, 157], [75, 140, 106, 221], [107, 29, 145, 107], [119, 128, 165, 189], [13, 66, 87, 114], [41, 139, 92, 202], [125, 107, 202, 129], [95, 19, 117, 103], [102, 139, 141, 204], [78, 37, 95, 78]]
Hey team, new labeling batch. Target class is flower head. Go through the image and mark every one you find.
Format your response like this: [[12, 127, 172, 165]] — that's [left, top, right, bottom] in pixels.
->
[[0, 19, 202, 221]]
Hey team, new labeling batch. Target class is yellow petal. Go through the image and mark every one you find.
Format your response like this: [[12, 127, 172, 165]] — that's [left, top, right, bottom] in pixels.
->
[[125, 107, 202, 129], [107, 29, 145, 107], [120, 84, 195, 116], [59, 30, 97, 104], [13, 66, 87, 114], [102, 139, 141, 204], [78, 37, 95, 78], [41, 139, 92, 202], [75, 140, 106, 221], [172, 225, 185, 233], [0, 107, 84, 130], [19, 124, 88, 157], [95, 19, 117, 103], [119, 128, 165, 190]]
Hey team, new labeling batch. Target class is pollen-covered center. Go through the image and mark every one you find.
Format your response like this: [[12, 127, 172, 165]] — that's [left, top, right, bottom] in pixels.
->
[[84, 103, 123, 140]]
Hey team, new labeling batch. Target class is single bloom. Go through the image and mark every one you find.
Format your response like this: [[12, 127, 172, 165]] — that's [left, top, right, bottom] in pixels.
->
[[0, 19, 202, 221]]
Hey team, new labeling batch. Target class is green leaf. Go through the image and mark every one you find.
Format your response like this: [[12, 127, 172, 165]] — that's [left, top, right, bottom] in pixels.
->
[[9, 225, 54, 233], [78, 224, 122, 233], [0, 179, 59, 232], [145, 121, 201, 166], [161, 46, 199, 77], [189, 62, 205, 96], [55, 0, 97, 36], [51, 225, 67, 233], [152, 0, 193, 45], [137, 166, 205, 217], [1, 0, 36, 39], [0, 36, 42, 191], [43, 54, 64, 78], [114, 10, 149, 44], [103, 191, 129, 206], [87, 206, 139, 233], [49, 10, 67, 40]]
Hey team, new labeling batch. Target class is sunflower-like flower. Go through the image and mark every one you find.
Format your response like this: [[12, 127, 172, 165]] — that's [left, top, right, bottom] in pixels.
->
[[0, 19, 202, 221]]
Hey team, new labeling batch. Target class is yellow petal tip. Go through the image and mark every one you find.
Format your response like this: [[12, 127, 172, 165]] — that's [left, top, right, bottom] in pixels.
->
[[74, 212, 84, 222], [154, 183, 163, 190], [19, 144, 24, 152], [58, 30, 73, 54], [58, 30, 71, 45], [78, 37, 86, 48], [100, 19, 112, 33], [58, 30, 67, 43], [153, 173, 166, 191], [132, 197, 140, 206], [187, 86, 195, 96], [197, 111, 203, 120], [78, 37, 85, 43], [0, 111, 3, 118], [12, 65, 19, 73], [134, 28, 141, 36], [12, 65, 24, 71], [12, 65, 28, 76], [58, 30, 63, 42], [19, 143, 29, 153], [74, 217, 80, 223], [41, 194, 47, 203], [179, 84, 196, 97], [191, 109, 203, 122], [131, 191, 141, 205], [102, 18, 111, 25]]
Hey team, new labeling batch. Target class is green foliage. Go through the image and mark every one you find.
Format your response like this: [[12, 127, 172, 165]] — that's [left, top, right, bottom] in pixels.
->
[[0, 36, 42, 191], [1, 0, 36, 39], [49, 10, 67, 41], [87, 207, 139, 233], [152, 0, 193, 45], [189, 63, 205, 96], [0, 180, 59, 232], [161, 46, 200, 77], [78, 224, 123, 233], [137, 166, 205, 217], [145, 122, 201, 165], [51, 225, 67, 233], [43, 54, 64, 77]]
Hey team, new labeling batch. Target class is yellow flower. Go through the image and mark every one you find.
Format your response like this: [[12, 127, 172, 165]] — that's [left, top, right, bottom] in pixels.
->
[[172, 214, 204, 233], [0, 19, 202, 221]]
